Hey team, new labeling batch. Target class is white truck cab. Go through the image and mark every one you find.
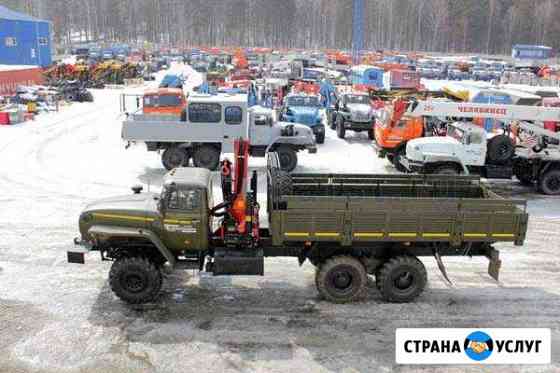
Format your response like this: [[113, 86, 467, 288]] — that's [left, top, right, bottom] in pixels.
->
[[404, 122, 490, 174]]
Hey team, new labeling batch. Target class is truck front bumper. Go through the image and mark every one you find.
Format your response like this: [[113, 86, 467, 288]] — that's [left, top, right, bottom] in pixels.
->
[[67, 237, 93, 264], [344, 121, 373, 131], [372, 142, 388, 158], [400, 157, 426, 173], [311, 125, 325, 136]]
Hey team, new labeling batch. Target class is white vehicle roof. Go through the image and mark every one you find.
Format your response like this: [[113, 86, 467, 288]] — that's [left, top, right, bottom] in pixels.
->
[[189, 93, 248, 105], [351, 64, 382, 74]]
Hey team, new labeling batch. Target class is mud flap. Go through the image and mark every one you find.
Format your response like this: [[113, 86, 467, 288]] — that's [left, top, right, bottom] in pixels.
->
[[487, 248, 501, 281], [434, 250, 453, 285]]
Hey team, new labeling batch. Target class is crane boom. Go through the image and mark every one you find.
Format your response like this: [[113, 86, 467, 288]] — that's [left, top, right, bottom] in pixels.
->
[[406, 100, 560, 123]]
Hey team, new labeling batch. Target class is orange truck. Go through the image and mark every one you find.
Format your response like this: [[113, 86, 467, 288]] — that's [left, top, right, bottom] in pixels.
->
[[373, 99, 426, 172], [142, 88, 187, 116]]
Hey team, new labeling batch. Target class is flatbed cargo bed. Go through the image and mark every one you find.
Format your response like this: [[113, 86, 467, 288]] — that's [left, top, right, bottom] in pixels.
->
[[267, 156, 528, 248]]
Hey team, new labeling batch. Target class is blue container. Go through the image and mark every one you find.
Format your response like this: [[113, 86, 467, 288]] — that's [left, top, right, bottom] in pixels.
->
[[0, 5, 52, 67]]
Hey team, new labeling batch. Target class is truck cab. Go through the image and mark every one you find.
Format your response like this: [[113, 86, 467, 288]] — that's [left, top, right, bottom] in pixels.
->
[[142, 88, 187, 116], [403, 122, 516, 179], [280, 94, 325, 144], [122, 93, 317, 172], [373, 102, 426, 172], [329, 92, 376, 140]]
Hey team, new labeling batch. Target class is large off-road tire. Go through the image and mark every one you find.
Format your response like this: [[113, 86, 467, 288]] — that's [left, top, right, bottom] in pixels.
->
[[162, 147, 188, 170], [376, 256, 427, 303], [277, 170, 293, 195], [316, 256, 368, 303], [392, 148, 408, 173], [193, 145, 220, 171], [487, 135, 514, 165], [109, 257, 163, 304], [539, 169, 560, 195], [336, 115, 346, 139], [433, 164, 461, 175], [276, 146, 298, 172], [367, 128, 375, 140], [316, 132, 325, 144], [513, 160, 534, 186], [80, 91, 94, 102], [328, 112, 335, 129]]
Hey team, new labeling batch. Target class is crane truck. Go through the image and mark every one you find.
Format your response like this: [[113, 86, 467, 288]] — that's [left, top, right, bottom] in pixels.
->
[[68, 139, 528, 304], [393, 100, 560, 195]]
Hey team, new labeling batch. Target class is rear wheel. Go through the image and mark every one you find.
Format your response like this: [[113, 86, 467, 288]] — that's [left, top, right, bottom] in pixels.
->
[[367, 128, 375, 140], [316, 132, 325, 144], [376, 256, 427, 303], [336, 116, 346, 139], [162, 147, 188, 170], [316, 256, 367, 303], [539, 169, 560, 195], [329, 112, 336, 129], [276, 146, 298, 172], [193, 145, 220, 171], [109, 256, 163, 304]]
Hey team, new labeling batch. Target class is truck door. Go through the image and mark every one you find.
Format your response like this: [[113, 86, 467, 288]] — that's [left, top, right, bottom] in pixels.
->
[[464, 129, 486, 166], [249, 111, 274, 146], [223, 105, 245, 153], [161, 185, 206, 251]]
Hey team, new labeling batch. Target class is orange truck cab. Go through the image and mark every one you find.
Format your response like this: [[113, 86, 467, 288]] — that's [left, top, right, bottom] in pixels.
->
[[142, 88, 187, 116], [373, 100, 425, 172]]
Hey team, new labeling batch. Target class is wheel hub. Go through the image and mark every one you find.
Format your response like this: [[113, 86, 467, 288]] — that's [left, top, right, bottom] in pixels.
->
[[394, 272, 413, 290], [331, 270, 353, 290], [546, 175, 560, 191], [123, 274, 145, 293]]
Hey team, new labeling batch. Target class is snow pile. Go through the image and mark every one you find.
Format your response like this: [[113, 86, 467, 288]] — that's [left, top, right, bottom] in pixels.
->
[[0, 64, 39, 72]]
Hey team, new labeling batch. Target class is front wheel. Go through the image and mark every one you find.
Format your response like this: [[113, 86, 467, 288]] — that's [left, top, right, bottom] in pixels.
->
[[539, 169, 560, 195], [392, 148, 408, 173], [109, 257, 163, 304], [336, 116, 346, 139], [328, 112, 336, 129], [433, 165, 460, 176], [315, 256, 367, 303], [376, 256, 427, 303], [367, 128, 375, 140], [316, 132, 325, 144], [276, 145, 298, 172]]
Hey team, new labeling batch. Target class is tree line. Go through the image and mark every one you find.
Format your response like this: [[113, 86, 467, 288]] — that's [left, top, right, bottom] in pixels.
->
[[3, 0, 560, 55]]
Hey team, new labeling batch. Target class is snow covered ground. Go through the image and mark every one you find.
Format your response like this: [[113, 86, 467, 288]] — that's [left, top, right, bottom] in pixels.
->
[[1, 67, 559, 372]]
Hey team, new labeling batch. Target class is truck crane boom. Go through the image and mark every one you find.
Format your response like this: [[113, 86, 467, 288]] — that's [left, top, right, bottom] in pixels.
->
[[404, 100, 560, 123]]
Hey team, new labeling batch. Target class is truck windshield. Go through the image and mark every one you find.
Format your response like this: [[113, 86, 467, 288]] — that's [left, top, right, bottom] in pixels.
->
[[346, 95, 369, 105], [163, 187, 201, 210], [447, 125, 465, 142], [287, 96, 320, 107], [144, 95, 182, 107]]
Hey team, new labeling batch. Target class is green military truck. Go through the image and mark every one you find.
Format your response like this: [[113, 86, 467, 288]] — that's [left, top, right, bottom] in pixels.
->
[[69, 146, 528, 304]]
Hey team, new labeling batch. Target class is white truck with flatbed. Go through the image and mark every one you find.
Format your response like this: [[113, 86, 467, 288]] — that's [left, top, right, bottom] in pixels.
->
[[399, 100, 560, 194], [122, 93, 317, 172]]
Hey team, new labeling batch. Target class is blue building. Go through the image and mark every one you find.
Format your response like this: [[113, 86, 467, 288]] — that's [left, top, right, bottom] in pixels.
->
[[0, 5, 52, 67]]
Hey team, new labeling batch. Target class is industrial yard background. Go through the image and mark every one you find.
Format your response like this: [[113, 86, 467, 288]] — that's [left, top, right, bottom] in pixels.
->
[[2, 0, 560, 54]]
